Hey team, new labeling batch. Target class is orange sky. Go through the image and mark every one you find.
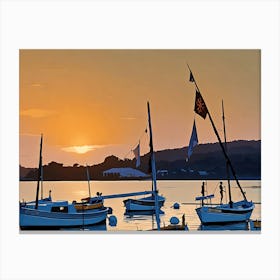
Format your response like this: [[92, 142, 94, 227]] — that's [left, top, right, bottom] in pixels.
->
[[20, 50, 260, 167]]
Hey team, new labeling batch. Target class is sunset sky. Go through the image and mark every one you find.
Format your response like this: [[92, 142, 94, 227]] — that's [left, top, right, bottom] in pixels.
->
[[20, 50, 260, 167]]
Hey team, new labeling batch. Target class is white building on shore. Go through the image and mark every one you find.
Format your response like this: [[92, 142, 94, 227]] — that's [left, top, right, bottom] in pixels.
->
[[103, 168, 149, 178]]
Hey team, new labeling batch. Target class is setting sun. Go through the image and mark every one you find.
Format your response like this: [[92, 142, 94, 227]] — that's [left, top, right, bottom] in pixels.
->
[[62, 145, 98, 154]]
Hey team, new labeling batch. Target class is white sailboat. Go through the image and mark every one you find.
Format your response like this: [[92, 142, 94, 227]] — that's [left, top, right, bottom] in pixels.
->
[[123, 102, 165, 213], [20, 135, 109, 229], [187, 67, 255, 225]]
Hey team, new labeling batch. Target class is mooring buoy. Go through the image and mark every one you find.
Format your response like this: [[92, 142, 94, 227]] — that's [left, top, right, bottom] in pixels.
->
[[109, 215, 117, 226], [170, 216, 180, 225], [173, 202, 180, 209]]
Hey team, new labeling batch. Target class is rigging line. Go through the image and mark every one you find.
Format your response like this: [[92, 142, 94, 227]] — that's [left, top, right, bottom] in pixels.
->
[[122, 127, 148, 160], [213, 182, 219, 195], [132, 126, 148, 150], [222, 99, 232, 207], [123, 148, 133, 160]]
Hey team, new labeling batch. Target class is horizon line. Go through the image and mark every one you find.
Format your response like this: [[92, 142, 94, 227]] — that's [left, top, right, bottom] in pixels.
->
[[20, 139, 261, 169]]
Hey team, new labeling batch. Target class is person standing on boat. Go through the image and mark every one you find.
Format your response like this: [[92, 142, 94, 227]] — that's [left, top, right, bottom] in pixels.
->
[[48, 190, 52, 201], [201, 182, 205, 206], [182, 214, 185, 227], [219, 182, 225, 204]]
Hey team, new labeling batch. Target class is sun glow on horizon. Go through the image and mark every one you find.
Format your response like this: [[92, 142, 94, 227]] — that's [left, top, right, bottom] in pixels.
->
[[62, 145, 104, 154]]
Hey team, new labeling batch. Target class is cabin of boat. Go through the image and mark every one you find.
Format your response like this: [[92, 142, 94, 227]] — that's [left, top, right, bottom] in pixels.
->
[[73, 196, 104, 211]]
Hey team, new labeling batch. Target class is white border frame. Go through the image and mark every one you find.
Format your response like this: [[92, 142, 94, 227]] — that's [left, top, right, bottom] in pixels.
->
[[1, 1, 279, 279]]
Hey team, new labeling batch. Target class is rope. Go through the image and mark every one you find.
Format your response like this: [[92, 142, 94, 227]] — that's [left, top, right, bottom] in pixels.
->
[[122, 126, 148, 160], [213, 181, 219, 195]]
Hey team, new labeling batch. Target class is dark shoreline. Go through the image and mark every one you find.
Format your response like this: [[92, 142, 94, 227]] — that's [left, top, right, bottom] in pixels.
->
[[20, 140, 261, 182], [20, 177, 261, 182]]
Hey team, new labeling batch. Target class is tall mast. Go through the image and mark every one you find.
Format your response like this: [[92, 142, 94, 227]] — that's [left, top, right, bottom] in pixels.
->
[[222, 100, 233, 207], [86, 164, 92, 198], [147, 101, 160, 230], [40, 159, 44, 199], [35, 134, 43, 209], [188, 65, 247, 201]]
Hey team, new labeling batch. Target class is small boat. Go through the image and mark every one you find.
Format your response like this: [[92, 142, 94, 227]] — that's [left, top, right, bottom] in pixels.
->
[[19, 135, 109, 230], [123, 102, 165, 212], [249, 219, 261, 231], [73, 198, 104, 211], [159, 224, 188, 231], [187, 66, 255, 225], [123, 195, 165, 211], [196, 200, 254, 224], [20, 199, 109, 229], [73, 165, 105, 211]]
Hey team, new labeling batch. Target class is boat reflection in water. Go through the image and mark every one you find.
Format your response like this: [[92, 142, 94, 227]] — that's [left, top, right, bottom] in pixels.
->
[[124, 210, 164, 219], [62, 221, 107, 231], [199, 219, 261, 231], [123, 210, 165, 231], [199, 221, 249, 231]]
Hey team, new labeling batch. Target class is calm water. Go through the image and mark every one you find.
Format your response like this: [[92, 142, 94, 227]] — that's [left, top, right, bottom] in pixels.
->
[[19, 180, 261, 231]]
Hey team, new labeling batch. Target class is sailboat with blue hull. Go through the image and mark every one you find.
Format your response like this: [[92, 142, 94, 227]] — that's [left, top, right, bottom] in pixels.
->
[[187, 66, 254, 225], [124, 195, 165, 211], [196, 200, 254, 224], [123, 102, 165, 213], [20, 135, 109, 230]]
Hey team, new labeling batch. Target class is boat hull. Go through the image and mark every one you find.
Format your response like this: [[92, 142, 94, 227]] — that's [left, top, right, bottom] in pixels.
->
[[196, 200, 254, 224], [123, 195, 165, 211], [20, 207, 109, 229]]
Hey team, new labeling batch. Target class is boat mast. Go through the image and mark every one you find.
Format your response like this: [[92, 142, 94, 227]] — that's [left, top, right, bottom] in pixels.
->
[[40, 157, 44, 199], [147, 101, 160, 230], [86, 164, 92, 198], [188, 66, 247, 201], [222, 100, 233, 207], [35, 134, 43, 209]]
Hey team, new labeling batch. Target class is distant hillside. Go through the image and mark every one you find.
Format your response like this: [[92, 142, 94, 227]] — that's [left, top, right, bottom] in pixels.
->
[[20, 140, 261, 181], [153, 140, 261, 180], [20, 166, 36, 180]]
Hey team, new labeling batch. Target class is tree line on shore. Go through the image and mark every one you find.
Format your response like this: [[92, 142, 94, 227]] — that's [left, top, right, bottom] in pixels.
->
[[20, 140, 261, 181]]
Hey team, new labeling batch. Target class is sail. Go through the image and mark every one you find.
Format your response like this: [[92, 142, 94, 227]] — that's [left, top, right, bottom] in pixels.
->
[[187, 120, 198, 161], [132, 143, 141, 168]]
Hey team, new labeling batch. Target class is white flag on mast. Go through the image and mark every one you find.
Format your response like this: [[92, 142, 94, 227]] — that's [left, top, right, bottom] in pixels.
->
[[133, 143, 141, 168], [187, 120, 199, 161]]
